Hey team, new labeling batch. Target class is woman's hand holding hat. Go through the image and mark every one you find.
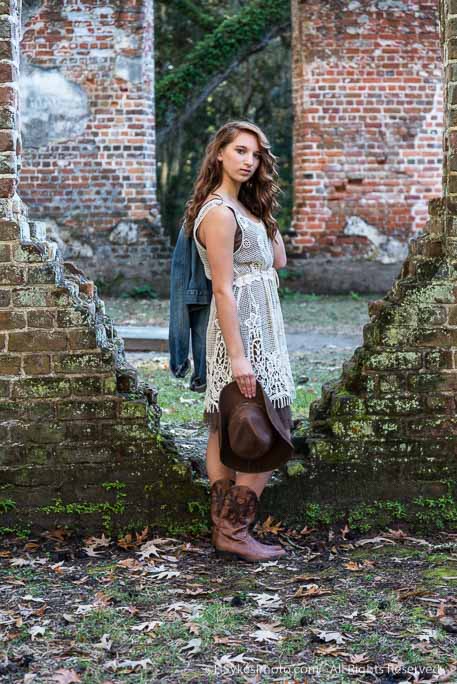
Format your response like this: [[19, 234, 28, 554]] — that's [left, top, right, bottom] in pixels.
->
[[230, 355, 256, 399]]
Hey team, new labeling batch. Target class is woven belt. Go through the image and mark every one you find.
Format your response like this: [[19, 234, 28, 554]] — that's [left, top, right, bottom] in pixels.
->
[[233, 267, 279, 289]]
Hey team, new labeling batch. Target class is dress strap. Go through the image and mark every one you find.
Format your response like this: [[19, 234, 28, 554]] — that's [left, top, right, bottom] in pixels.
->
[[193, 197, 243, 239], [194, 197, 224, 231]]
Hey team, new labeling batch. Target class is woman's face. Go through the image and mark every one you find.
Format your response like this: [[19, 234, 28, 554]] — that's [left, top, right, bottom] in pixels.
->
[[217, 131, 261, 183]]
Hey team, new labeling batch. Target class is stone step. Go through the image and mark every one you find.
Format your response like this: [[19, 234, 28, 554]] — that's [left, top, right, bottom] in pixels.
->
[[117, 326, 363, 354], [116, 325, 169, 352]]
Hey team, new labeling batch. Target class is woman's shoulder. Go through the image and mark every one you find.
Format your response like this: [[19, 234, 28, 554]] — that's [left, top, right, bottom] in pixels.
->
[[197, 195, 237, 225]]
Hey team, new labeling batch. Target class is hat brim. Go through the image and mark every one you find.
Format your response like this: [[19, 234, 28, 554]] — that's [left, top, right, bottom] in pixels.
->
[[218, 380, 294, 473]]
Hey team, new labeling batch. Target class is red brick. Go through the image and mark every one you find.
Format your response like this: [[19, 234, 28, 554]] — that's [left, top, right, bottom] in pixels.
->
[[0, 354, 20, 375], [27, 310, 55, 329], [8, 331, 67, 352], [0, 311, 26, 329], [0, 220, 20, 241], [67, 328, 98, 350], [23, 355, 51, 375], [0, 243, 11, 261]]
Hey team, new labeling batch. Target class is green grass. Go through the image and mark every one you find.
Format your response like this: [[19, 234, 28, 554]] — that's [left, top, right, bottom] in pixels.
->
[[75, 607, 137, 643], [194, 602, 246, 635]]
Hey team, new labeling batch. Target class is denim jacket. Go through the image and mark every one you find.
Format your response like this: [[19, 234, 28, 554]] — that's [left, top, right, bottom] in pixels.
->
[[169, 223, 212, 392]]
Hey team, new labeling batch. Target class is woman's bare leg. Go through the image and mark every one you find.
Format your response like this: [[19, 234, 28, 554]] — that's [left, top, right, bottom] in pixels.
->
[[235, 471, 274, 499], [206, 428, 236, 484]]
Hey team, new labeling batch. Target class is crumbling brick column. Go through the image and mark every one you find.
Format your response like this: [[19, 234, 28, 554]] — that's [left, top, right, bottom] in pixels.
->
[[289, 0, 443, 293], [17, 0, 171, 294], [0, 0, 205, 536], [298, 0, 457, 503]]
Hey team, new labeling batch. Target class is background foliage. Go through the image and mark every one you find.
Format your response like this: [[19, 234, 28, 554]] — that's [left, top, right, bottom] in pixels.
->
[[155, 0, 293, 243]]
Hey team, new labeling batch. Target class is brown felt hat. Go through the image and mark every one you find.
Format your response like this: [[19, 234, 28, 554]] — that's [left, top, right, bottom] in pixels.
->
[[218, 380, 294, 473]]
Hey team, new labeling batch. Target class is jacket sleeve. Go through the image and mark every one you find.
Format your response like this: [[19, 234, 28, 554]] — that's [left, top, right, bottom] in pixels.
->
[[168, 225, 191, 378]]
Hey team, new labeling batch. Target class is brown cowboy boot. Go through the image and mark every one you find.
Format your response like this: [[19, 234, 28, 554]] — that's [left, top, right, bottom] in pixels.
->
[[210, 478, 235, 546], [210, 479, 283, 554], [213, 484, 286, 562]]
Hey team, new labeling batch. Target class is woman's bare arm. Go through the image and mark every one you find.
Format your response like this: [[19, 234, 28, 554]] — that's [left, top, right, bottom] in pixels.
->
[[272, 228, 287, 269], [201, 205, 256, 398]]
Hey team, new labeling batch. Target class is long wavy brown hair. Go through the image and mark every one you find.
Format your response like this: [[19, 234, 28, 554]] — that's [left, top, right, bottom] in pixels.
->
[[183, 120, 281, 241]]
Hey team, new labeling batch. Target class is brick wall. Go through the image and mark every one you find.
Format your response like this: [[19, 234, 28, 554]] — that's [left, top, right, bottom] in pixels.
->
[[0, 0, 204, 535], [17, 0, 171, 294], [298, 0, 457, 503], [289, 0, 443, 292]]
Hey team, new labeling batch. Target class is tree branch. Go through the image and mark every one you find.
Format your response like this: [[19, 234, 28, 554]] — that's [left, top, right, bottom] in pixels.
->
[[171, 0, 219, 32], [156, 0, 290, 142]]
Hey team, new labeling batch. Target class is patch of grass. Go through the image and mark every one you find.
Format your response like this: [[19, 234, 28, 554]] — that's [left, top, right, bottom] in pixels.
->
[[356, 631, 393, 652], [291, 386, 318, 418], [75, 607, 136, 643], [277, 632, 307, 655], [408, 605, 430, 626], [397, 642, 436, 667], [422, 565, 457, 586], [104, 296, 170, 326], [121, 284, 158, 300], [280, 606, 315, 628], [86, 563, 119, 576], [140, 619, 191, 668], [194, 602, 246, 637], [135, 363, 205, 426]]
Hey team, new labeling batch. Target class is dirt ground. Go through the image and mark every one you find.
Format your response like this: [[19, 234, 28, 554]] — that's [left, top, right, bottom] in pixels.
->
[[1, 527, 457, 683]]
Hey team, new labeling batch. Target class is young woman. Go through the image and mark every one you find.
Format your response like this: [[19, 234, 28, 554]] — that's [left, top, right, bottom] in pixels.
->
[[183, 121, 296, 562]]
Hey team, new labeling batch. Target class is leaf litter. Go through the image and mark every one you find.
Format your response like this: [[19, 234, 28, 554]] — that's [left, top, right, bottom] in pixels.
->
[[0, 524, 457, 682]]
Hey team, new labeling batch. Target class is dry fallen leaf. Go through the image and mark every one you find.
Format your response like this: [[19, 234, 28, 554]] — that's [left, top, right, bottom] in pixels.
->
[[249, 592, 282, 608], [116, 558, 143, 571], [116, 533, 137, 550], [29, 625, 46, 640], [83, 533, 111, 549], [179, 637, 202, 655], [83, 547, 103, 558], [386, 528, 408, 539], [258, 515, 285, 536], [343, 560, 375, 571], [94, 633, 112, 651], [310, 628, 346, 644], [355, 536, 396, 546], [52, 668, 81, 683], [43, 528, 69, 542], [314, 644, 349, 656], [147, 565, 180, 580], [214, 653, 261, 668], [130, 621, 161, 633], [105, 658, 153, 672], [293, 584, 332, 599], [136, 540, 161, 560], [250, 629, 282, 643], [340, 523, 350, 540]]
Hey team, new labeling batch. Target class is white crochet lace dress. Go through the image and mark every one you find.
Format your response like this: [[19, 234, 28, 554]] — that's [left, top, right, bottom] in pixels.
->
[[193, 197, 296, 416]]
